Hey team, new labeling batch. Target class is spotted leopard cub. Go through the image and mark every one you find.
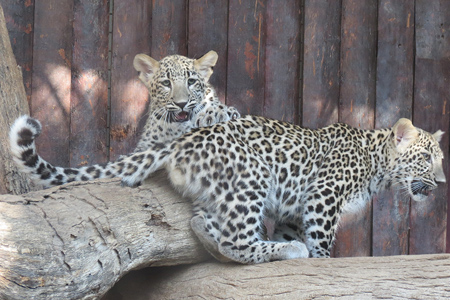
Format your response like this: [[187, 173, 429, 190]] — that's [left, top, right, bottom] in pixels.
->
[[133, 50, 240, 152], [11, 114, 445, 264], [9, 51, 239, 187]]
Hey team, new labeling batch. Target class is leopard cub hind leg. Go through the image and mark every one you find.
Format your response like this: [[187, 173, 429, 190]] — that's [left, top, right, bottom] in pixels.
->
[[164, 131, 308, 263], [191, 204, 308, 263], [190, 213, 231, 263], [213, 191, 309, 264]]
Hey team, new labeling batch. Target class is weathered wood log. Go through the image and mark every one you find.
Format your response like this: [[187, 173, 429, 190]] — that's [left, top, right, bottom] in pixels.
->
[[2, 173, 449, 300], [104, 253, 450, 300], [0, 172, 210, 300], [4, 174, 449, 300], [0, 3, 34, 195]]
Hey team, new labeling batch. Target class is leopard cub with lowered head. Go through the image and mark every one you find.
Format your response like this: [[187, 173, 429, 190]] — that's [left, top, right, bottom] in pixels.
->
[[11, 111, 446, 263]]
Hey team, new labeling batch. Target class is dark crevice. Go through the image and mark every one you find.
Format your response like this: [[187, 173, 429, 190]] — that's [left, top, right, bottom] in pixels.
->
[[106, 0, 115, 162]]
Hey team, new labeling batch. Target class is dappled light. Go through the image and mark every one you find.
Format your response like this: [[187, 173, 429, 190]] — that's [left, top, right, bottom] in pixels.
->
[[29, 61, 150, 165], [114, 77, 148, 125], [33, 63, 71, 118]]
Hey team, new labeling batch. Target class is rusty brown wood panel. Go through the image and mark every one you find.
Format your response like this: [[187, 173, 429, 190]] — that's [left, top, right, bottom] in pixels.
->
[[151, 0, 187, 59], [372, 0, 414, 256], [410, 0, 450, 255], [226, 0, 266, 115], [188, 0, 228, 103], [31, 0, 74, 166], [302, 0, 341, 128], [109, 0, 151, 160], [332, 0, 377, 258], [263, 0, 301, 123], [69, 0, 109, 167], [2, 0, 34, 104]]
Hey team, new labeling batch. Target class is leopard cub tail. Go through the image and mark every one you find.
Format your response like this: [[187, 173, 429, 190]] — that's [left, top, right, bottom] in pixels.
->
[[10, 115, 108, 188], [9, 115, 43, 176], [10, 115, 171, 188]]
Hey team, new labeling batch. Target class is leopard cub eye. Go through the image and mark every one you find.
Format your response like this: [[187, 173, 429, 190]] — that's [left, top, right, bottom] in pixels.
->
[[187, 78, 197, 85], [421, 152, 431, 163], [161, 80, 171, 87]]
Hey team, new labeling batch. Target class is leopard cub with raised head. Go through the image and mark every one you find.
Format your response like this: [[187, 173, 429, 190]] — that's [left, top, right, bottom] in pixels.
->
[[11, 112, 445, 263], [133, 51, 240, 152], [10, 51, 239, 186], [133, 50, 239, 152]]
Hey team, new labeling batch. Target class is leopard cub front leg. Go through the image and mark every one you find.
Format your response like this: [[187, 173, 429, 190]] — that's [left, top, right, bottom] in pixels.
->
[[193, 101, 240, 128], [302, 195, 342, 258]]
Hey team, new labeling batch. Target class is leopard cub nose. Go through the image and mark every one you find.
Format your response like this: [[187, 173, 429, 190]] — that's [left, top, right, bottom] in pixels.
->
[[176, 102, 187, 109]]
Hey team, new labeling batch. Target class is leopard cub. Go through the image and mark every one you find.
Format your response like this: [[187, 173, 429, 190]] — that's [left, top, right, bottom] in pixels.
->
[[11, 114, 445, 263], [10, 51, 239, 187]]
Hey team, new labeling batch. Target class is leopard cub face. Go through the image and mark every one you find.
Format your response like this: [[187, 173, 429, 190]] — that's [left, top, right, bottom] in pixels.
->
[[133, 51, 218, 124], [394, 127, 445, 202]]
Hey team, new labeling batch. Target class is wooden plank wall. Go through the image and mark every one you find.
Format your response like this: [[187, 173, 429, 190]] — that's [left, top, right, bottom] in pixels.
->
[[410, 0, 449, 254], [2, 0, 449, 256]]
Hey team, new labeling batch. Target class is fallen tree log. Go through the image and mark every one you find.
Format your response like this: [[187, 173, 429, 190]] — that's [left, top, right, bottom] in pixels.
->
[[0, 172, 211, 300], [2, 175, 449, 300], [104, 253, 450, 300]]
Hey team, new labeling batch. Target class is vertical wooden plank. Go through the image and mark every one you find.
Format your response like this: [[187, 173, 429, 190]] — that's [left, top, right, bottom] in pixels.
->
[[109, 0, 151, 160], [302, 0, 341, 128], [410, 0, 449, 254], [448, 172, 450, 253], [264, 0, 301, 123], [69, 0, 110, 167], [188, 0, 228, 103], [226, 0, 266, 115], [31, 0, 73, 166], [339, 0, 377, 127], [151, 0, 187, 59], [372, 0, 414, 256], [2, 0, 34, 104], [333, 0, 377, 258]]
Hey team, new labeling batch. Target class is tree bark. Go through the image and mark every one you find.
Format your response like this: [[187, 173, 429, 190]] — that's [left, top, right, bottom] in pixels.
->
[[0, 3, 35, 195], [0, 172, 210, 300], [104, 253, 450, 300]]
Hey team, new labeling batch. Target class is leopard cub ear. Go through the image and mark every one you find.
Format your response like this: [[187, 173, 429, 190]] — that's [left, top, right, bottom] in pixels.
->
[[392, 118, 419, 152], [133, 54, 160, 86], [193, 50, 218, 82], [433, 130, 445, 143]]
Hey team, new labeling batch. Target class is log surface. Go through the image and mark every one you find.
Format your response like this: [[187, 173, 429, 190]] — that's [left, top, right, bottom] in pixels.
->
[[104, 254, 450, 300], [0, 172, 209, 300]]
